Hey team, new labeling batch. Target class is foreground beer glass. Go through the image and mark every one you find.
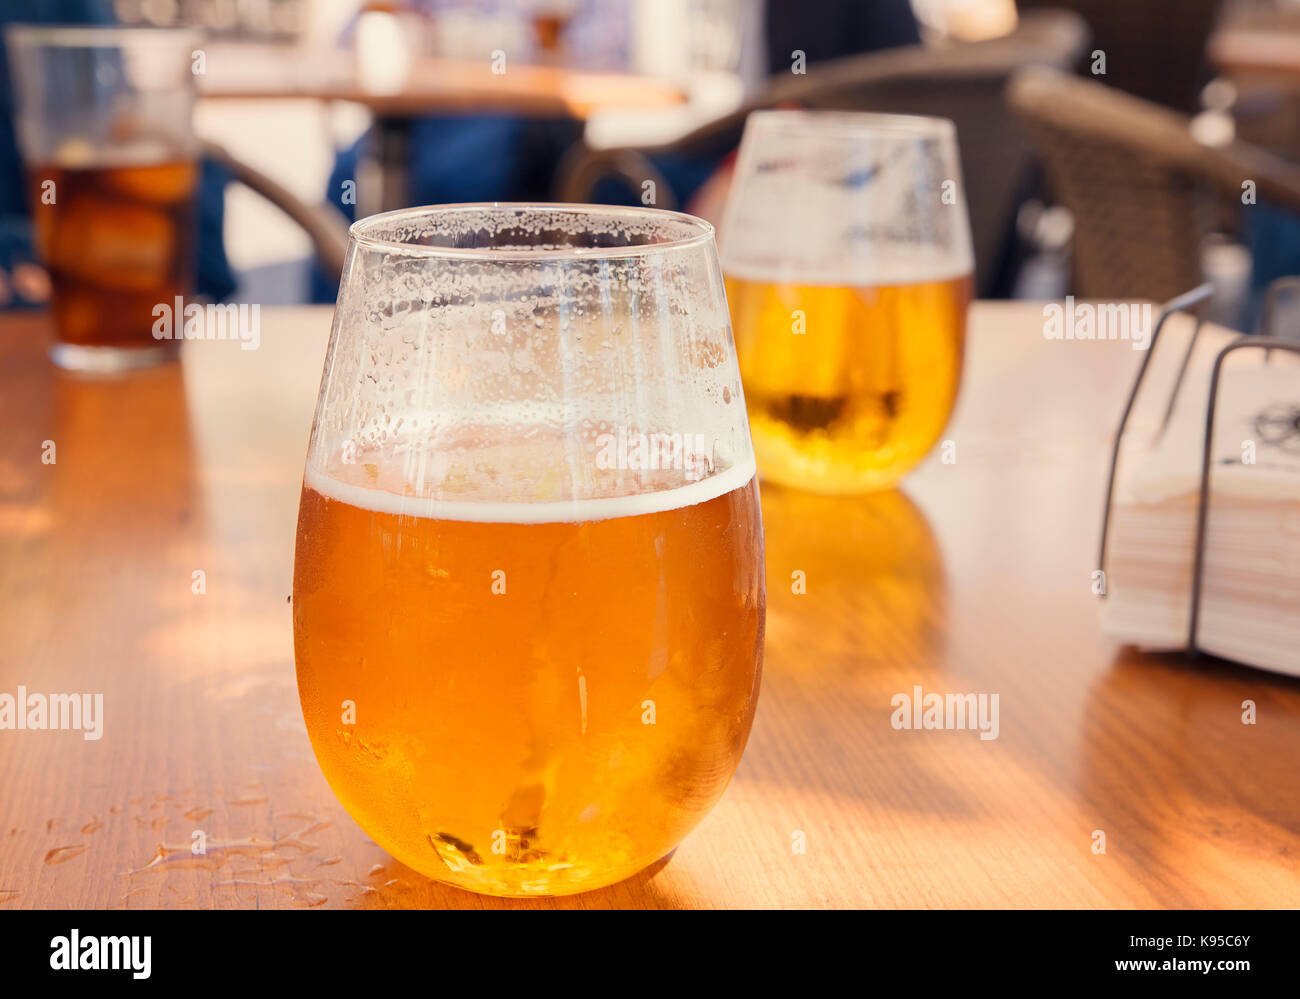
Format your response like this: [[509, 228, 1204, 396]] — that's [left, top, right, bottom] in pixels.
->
[[5, 27, 200, 371], [294, 205, 765, 896], [721, 111, 974, 493]]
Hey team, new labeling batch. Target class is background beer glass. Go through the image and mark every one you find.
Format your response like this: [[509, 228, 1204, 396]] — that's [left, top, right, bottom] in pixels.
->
[[721, 110, 974, 494], [294, 204, 765, 897], [5, 26, 201, 372]]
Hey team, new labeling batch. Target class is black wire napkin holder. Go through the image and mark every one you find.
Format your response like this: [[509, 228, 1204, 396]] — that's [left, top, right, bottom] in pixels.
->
[[1096, 277, 1300, 658]]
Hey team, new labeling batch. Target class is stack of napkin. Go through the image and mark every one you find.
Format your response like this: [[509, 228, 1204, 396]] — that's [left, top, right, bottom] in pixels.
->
[[1101, 329, 1300, 676]]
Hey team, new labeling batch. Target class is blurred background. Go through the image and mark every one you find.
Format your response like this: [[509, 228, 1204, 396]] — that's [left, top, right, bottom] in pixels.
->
[[5, 0, 1300, 332]]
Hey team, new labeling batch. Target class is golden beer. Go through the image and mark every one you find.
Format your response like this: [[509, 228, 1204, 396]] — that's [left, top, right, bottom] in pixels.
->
[[719, 110, 975, 491], [295, 202, 763, 896], [725, 272, 971, 493], [293, 457, 764, 896]]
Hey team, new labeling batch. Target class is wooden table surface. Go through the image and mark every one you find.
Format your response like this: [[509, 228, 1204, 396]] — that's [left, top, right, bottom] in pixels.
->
[[1210, 3, 1300, 83], [2, 303, 1298, 909], [1210, 29, 1300, 83], [198, 42, 686, 118]]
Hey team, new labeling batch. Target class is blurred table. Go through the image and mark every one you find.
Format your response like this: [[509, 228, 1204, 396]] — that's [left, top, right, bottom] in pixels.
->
[[2, 303, 1299, 909], [198, 42, 685, 118], [1209, 27, 1300, 82], [199, 42, 687, 211], [1210, 2, 1300, 83]]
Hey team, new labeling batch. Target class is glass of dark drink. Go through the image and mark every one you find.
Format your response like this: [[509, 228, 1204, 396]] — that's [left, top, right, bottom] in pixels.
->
[[5, 26, 201, 372]]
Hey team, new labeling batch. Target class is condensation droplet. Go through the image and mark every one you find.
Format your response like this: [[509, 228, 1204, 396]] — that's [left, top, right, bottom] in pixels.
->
[[44, 845, 88, 865]]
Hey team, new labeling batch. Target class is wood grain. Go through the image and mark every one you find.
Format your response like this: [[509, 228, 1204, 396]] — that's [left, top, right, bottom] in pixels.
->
[[1, 303, 1298, 909]]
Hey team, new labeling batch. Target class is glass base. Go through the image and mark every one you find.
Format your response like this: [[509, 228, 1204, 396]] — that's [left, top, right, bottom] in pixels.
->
[[410, 845, 680, 899], [50, 341, 179, 373]]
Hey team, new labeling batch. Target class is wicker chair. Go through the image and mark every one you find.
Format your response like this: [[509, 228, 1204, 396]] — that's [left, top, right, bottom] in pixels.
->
[[1007, 66, 1300, 302], [555, 10, 1090, 297], [201, 139, 348, 279]]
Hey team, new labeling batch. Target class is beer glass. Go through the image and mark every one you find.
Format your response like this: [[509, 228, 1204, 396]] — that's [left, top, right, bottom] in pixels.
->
[[721, 111, 974, 493], [5, 26, 201, 372], [293, 204, 765, 896]]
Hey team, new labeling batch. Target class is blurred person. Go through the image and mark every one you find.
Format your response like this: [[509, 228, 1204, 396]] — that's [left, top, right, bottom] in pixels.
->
[[763, 0, 920, 73], [617, 0, 923, 226], [0, 0, 234, 311]]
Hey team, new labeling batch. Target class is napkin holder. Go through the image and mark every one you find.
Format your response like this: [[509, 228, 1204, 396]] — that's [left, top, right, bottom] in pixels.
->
[[1098, 280, 1300, 675]]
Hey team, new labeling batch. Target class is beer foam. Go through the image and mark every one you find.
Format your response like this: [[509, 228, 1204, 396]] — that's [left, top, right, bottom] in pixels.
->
[[303, 454, 757, 524]]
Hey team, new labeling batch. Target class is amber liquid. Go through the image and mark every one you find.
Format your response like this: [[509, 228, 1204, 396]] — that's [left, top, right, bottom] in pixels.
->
[[30, 160, 198, 351], [292, 467, 765, 896], [725, 273, 971, 493]]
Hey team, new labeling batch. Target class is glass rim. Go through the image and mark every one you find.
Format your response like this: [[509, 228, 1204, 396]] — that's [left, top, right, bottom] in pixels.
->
[[3, 24, 205, 48], [744, 108, 957, 140], [348, 202, 716, 261]]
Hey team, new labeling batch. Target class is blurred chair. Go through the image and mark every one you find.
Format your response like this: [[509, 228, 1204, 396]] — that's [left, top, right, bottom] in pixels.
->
[[201, 139, 348, 280], [556, 9, 1090, 297], [1208, 1, 1300, 163], [1015, 0, 1222, 112], [1007, 66, 1300, 302]]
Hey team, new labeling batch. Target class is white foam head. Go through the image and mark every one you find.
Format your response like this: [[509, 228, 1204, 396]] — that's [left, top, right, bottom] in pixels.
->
[[304, 455, 756, 524], [305, 204, 757, 524]]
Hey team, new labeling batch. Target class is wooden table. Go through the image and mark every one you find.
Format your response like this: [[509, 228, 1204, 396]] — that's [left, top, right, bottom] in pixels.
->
[[1210, 2, 1300, 84], [2, 303, 1298, 909], [199, 43, 686, 119], [198, 41, 686, 212], [1209, 27, 1300, 84]]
